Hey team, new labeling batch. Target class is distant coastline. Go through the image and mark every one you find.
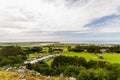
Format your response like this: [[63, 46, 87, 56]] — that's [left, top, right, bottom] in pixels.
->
[[0, 40, 120, 47]]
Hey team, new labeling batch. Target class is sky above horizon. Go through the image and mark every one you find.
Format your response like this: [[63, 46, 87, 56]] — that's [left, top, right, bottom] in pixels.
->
[[0, 0, 120, 43]]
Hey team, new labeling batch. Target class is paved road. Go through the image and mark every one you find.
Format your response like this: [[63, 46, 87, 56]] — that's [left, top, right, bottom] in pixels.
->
[[24, 55, 54, 64]]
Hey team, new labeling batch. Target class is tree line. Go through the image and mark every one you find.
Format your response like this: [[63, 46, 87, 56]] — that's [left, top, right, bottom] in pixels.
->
[[0, 46, 42, 66], [0, 46, 27, 67], [68, 45, 120, 53]]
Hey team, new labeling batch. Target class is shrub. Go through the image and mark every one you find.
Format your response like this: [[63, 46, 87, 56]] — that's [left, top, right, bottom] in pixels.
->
[[51, 56, 87, 68], [0, 59, 11, 66], [64, 66, 85, 77], [88, 68, 110, 80], [77, 69, 91, 80], [78, 57, 87, 67], [0, 46, 25, 57]]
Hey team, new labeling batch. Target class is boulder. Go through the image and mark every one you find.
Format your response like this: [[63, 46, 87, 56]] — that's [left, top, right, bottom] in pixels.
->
[[70, 77, 76, 80]]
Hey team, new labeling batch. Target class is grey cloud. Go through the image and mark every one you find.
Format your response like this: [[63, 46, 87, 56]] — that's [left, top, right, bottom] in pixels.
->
[[5, 9, 39, 22], [0, 22, 27, 29], [0, 0, 120, 42]]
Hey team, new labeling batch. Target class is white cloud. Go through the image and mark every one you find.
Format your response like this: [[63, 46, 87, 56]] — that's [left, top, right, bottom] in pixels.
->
[[0, 0, 119, 31], [0, 0, 120, 42]]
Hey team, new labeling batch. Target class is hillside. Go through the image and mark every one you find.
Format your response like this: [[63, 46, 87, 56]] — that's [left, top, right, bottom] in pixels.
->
[[0, 67, 70, 80]]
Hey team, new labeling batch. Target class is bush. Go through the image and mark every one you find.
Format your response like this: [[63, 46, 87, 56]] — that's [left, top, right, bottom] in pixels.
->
[[88, 68, 110, 80], [78, 57, 87, 67], [86, 60, 97, 68], [0, 56, 3, 61], [51, 56, 67, 68], [26, 56, 120, 79], [26, 63, 32, 70], [54, 67, 64, 75], [39, 67, 54, 76], [8, 56, 23, 64], [51, 56, 87, 68], [0, 46, 27, 67], [77, 69, 91, 80], [108, 64, 120, 80], [64, 66, 85, 77], [0, 46, 25, 57], [0, 58, 11, 66]]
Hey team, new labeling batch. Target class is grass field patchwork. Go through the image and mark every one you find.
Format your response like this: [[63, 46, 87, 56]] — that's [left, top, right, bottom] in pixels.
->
[[46, 52, 120, 66]]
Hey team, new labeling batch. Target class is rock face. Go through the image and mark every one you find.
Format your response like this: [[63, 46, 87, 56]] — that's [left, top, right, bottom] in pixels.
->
[[45, 76, 50, 80], [1, 66, 70, 80], [29, 70, 41, 76], [4, 66, 41, 76], [5, 67, 12, 71], [70, 77, 76, 80], [17, 69, 25, 73], [60, 73, 64, 78]]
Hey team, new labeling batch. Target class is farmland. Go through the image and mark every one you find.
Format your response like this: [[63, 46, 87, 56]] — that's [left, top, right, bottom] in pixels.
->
[[63, 52, 120, 64], [99, 53, 120, 63], [62, 52, 100, 61], [1, 43, 120, 80], [46, 52, 120, 66]]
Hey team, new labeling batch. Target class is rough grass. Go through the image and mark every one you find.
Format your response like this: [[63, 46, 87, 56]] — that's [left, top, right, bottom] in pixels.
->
[[0, 71, 70, 80], [0, 71, 19, 80]]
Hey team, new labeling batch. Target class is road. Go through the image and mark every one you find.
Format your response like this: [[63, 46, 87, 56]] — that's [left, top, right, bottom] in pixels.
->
[[24, 55, 54, 64]]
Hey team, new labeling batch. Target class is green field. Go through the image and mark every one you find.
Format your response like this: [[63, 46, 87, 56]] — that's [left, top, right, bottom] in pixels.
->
[[46, 59, 53, 67], [62, 52, 100, 61], [99, 53, 120, 64], [63, 52, 120, 64], [46, 52, 120, 66]]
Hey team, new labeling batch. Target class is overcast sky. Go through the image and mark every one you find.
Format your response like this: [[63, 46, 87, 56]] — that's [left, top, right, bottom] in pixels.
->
[[0, 0, 120, 43]]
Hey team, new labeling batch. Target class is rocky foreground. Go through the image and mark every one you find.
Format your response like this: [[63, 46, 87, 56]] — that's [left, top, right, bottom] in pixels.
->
[[0, 67, 75, 80]]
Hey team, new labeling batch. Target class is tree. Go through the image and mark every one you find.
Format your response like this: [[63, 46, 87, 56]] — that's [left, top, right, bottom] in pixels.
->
[[68, 46, 84, 52], [78, 57, 87, 67], [88, 68, 109, 80], [86, 60, 97, 68], [0, 46, 25, 57], [48, 47, 53, 54], [77, 69, 91, 80], [108, 64, 120, 80], [87, 46, 101, 53], [0, 46, 27, 67], [64, 66, 82, 77]]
